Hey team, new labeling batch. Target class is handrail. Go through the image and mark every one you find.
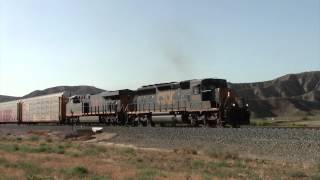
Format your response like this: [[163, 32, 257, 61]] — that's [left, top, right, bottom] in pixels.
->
[[126, 101, 212, 112]]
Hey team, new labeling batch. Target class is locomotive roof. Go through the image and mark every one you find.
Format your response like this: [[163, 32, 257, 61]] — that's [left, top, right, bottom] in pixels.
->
[[99, 89, 133, 97], [138, 78, 227, 91], [141, 82, 177, 88]]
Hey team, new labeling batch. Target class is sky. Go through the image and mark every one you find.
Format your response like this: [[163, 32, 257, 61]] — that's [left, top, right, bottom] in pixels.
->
[[0, 0, 319, 96]]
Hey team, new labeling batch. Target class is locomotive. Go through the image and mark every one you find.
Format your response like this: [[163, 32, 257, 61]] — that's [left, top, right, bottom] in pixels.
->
[[66, 78, 250, 127]]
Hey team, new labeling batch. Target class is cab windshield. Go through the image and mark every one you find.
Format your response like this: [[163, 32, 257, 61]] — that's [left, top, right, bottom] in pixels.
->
[[201, 79, 227, 101]]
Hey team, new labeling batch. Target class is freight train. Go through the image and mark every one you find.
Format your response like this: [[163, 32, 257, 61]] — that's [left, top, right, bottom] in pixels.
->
[[0, 78, 250, 127]]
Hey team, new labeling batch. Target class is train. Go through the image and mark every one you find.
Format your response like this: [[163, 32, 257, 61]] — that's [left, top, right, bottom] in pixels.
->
[[0, 78, 250, 127]]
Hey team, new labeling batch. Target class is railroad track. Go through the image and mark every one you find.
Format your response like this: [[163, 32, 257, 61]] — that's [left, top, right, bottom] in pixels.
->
[[2, 123, 320, 131], [242, 125, 320, 130]]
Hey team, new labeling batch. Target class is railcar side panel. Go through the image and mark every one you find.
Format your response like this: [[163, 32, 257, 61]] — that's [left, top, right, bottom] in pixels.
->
[[0, 101, 19, 123], [21, 93, 65, 123]]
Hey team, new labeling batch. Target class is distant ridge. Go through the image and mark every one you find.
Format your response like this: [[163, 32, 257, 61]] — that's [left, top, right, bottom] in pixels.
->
[[0, 95, 19, 103], [1, 71, 320, 118], [23, 86, 105, 98], [0, 86, 105, 103], [231, 71, 320, 117]]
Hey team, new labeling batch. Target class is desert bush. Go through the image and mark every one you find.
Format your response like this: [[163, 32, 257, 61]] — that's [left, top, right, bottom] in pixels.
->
[[289, 171, 307, 178], [46, 138, 53, 143], [119, 147, 136, 157], [311, 173, 320, 180], [0, 157, 9, 166], [64, 166, 89, 177], [205, 149, 239, 160], [29, 135, 40, 141], [138, 168, 163, 180], [72, 166, 88, 175], [91, 175, 111, 180], [82, 144, 106, 156], [207, 161, 229, 169], [17, 161, 42, 175], [0, 143, 20, 152], [190, 159, 205, 169]]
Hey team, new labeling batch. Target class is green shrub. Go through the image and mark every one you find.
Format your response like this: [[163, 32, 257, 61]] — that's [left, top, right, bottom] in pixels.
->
[[289, 171, 307, 178], [69, 166, 89, 176], [138, 168, 163, 180], [82, 144, 106, 156], [66, 151, 80, 157], [17, 162, 42, 175], [91, 175, 111, 180], [29, 135, 40, 141], [0, 143, 20, 152], [119, 148, 136, 157], [191, 159, 205, 169], [0, 157, 9, 166], [208, 161, 229, 169], [206, 149, 239, 160], [311, 173, 320, 180]]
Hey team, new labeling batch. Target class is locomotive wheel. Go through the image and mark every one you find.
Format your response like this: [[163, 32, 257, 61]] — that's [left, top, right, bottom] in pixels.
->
[[147, 115, 155, 127], [190, 114, 199, 127], [171, 121, 176, 127], [216, 118, 225, 128], [206, 120, 217, 128], [231, 123, 240, 128], [145, 119, 155, 127]]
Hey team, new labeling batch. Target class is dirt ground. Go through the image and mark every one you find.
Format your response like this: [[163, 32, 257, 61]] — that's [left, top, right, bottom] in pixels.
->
[[0, 130, 319, 180]]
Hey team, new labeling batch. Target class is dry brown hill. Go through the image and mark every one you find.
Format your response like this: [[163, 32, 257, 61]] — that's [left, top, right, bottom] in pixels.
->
[[23, 86, 105, 98], [0, 95, 19, 103], [1, 72, 319, 118], [231, 71, 320, 118], [0, 86, 105, 102]]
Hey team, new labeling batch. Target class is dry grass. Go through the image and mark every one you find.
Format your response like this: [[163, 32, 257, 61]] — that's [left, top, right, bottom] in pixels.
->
[[0, 133, 318, 180]]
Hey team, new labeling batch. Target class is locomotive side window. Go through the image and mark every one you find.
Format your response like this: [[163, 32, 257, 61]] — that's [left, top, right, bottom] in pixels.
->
[[180, 81, 190, 89], [72, 98, 80, 104], [202, 90, 213, 101], [193, 85, 200, 95]]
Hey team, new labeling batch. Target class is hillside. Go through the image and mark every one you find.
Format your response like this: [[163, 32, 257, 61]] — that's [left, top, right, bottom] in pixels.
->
[[0, 95, 19, 103], [231, 71, 320, 118], [1, 72, 319, 118], [23, 86, 105, 98], [0, 86, 105, 103]]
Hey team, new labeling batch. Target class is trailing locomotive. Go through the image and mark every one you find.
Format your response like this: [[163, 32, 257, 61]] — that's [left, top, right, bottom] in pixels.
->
[[66, 78, 250, 127], [0, 78, 250, 127]]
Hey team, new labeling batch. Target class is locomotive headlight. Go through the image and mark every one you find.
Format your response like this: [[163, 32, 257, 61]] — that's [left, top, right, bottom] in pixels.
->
[[246, 104, 249, 107], [232, 103, 236, 107]]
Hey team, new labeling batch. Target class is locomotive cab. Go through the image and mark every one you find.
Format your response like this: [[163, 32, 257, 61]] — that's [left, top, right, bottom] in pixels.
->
[[200, 78, 227, 108]]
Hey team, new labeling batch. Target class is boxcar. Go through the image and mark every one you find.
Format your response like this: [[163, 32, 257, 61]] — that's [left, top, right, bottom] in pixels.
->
[[21, 92, 66, 123], [0, 100, 20, 123]]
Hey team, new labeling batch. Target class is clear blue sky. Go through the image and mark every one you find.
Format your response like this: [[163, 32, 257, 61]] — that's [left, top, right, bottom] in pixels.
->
[[0, 0, 319, 96]]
